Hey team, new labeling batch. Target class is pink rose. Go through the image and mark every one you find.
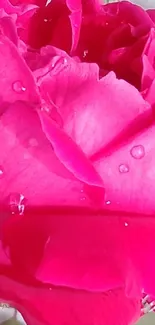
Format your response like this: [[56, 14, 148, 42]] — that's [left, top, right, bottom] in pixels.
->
[[0, 0, 155, 325]]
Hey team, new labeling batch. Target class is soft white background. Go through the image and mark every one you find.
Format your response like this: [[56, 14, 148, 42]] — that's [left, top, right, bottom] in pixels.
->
[[0, 0, 155, 324]]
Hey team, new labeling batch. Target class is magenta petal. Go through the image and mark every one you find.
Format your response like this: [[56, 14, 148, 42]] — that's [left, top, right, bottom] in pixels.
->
[[38, 109, 104, 187], [0, 273, 141, 325], [34, 212, 155, 296], [143, 28, 155, 67], [69, 11, 82, 52], [66, 0, 82, 51], [0, 101, 96, 207], [94, 122, 155, 216], [1, 209, 143, 296], [2, 209, 155, 298], [0, 35, 39, 105], [144, 78, 155, 107], [147, 9, 155, 23], [103, 1, 154, 32], [141, 54, 155, 91], [36, 55, 150, 159], [0, 0, 20, 15]]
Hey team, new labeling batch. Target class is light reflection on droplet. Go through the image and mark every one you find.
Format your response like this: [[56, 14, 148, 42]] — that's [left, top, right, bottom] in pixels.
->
[[130, 145, 145, 159], [9, 193, 26, 215], [80, 197, 86, 201], [119, 163, 129, 173], [12, 80, 26, 93], [0, 166, 4, 177], [50, 56, 68, 76], [46, 0, 52, 5], [124, 222, 128, 227], [83, 50, 88, 58], [105, 200, 111, 205]]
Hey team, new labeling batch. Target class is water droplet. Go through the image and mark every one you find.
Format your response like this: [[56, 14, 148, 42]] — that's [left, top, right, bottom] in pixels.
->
[[28, 138, 38, 147], [0, 166, 4, 177], [83, 50, 88, 58], [50, 56, 68, 76], [9, 193, 26, 215], [105, 22, 109, 26], [80, 197, 86, 201], [46, 0, 52, 5], [130, 145, 145, 159], [63, 57, 68, 65], [124, 222, 128, 227], [12, 80, 26, 93], [45, 236, 50, 248], [119, 163, 129, 173], [105, 200, 111, 205], [44, 18, 48, 22]]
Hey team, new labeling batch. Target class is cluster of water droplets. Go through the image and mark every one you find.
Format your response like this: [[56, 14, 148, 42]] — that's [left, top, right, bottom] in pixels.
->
[[80, 188, 86, 202], [105, 144, 145, 206], [119, 145, 145, 174]]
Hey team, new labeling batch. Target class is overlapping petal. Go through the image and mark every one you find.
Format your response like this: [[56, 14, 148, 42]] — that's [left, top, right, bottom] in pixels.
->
[[0, 1, 155, 325]]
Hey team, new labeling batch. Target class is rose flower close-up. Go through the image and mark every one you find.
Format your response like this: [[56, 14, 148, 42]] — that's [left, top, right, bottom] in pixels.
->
[[1, 0, 155, 324]]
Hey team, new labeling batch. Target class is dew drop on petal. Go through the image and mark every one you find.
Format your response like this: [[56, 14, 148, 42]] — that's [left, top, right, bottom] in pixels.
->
[[130, 145, 145, 159], [80, 196, 86, 202], [0, 166, 4, 177], [119, 163, 129, 173], [105, 200, 111, 205], [50, 57, 68, 76], [12, 80, 26, 93], [83, 50, 88, 58], [9, 193, 26, 215], [46, 0, 52, 6], [124, 222, 128, 227]]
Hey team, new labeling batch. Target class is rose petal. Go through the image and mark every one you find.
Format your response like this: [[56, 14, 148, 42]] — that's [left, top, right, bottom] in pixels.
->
[[36, 55, 150, 159], [0, 35, 39, 106], [0, 16, 18, 45], [143, 28, 155, 67], [141, 54, 155, 91], [0, 101, 97, 207], [2, 209, 155, 296], [144, 78, 155, 107], [147, 9, 155, 23], [34, 211, 155, 296], [94, 122, 155, 217], [27, 0, 82, 52], [0, 272, 141, 325], [37, 109, 104, 188], [103, 1, 154, 31]]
